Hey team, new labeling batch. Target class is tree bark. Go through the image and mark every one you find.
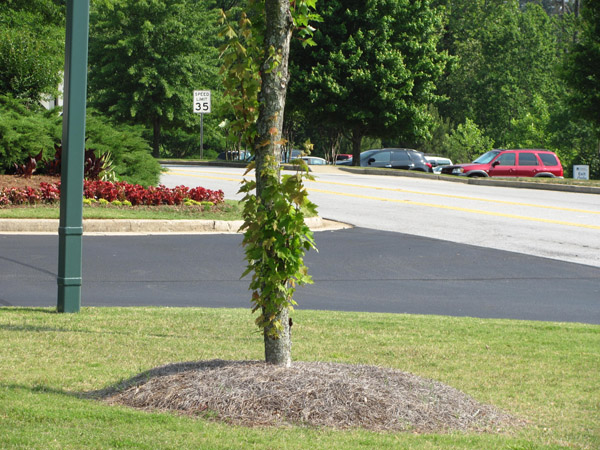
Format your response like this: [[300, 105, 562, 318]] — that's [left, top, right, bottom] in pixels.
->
[[152, 116, 161, 158], [351, 128, 363, 166], [263, 306, 291, 366], [254, 0, 294, 366]]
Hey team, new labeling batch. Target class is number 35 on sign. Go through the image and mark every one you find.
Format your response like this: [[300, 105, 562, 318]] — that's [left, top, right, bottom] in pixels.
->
[[193, 90, 211, 114]]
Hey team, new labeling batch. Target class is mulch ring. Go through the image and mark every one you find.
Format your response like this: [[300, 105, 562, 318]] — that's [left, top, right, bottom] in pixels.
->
[[93, 359, 525, 433]]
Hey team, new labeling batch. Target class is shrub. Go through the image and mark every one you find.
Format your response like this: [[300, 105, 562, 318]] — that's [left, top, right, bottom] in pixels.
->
[[85, 112, 161, 186], [0, 98, 161, 186], [0, 95, 60, 174]]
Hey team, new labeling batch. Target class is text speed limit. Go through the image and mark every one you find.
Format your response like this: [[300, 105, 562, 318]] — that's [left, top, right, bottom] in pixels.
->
[[193, 90, 211, 114]]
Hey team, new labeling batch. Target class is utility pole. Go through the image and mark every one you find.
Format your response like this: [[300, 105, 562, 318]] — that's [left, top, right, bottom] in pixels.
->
[[57, 0, 89, 313]]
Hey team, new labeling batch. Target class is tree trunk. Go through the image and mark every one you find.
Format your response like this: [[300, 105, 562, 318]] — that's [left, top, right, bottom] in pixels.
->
[[254, 0, 294, 366], [152, 116, 161, 158], [351, 128, 363, 166], [263, 306, 291, 366]]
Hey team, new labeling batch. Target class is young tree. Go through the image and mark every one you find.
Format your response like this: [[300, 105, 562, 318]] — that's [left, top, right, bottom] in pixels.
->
[[226, 0, 318, 366], [288, 0, 448, 164], [88, 0, 220, 157]]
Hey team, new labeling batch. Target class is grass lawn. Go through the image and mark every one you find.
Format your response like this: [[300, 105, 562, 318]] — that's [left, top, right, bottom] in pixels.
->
[[0, 200, 244, 221], [0, 307, 598, 449]]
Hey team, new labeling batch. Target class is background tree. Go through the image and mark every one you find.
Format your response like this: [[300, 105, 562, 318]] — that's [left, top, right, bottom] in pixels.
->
[[287, 0, 448, 164], [436, 1, 561, 146], [88, 0, 221, 158], [564, 0, 600, 130], [0, 0, 64, 102], [446, 118, 494, 163]]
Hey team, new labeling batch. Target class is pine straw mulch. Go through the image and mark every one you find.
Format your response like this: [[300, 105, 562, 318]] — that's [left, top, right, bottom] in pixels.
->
[[91, 359, 525, 434]]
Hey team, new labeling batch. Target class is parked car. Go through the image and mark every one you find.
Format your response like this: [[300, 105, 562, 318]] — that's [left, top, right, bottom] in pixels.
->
[[335, 154, 352, 162], [281, 149, 302, 163], [341, 148, 432, 172], [425, 156, 453, 174], [300, 156, 327, 165], [441, 149, 563, 178], [217, 150, 251, 161]]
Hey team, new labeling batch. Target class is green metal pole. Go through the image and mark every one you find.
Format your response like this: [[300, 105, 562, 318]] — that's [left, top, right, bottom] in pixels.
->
[[57, 0, 90, 313]]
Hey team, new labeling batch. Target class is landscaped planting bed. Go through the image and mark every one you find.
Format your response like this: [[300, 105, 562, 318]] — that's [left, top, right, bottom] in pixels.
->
[[0, 176, 224, 207]]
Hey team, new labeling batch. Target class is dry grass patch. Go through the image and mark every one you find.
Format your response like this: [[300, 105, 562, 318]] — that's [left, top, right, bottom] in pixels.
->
[[99, 359, 523, 433]]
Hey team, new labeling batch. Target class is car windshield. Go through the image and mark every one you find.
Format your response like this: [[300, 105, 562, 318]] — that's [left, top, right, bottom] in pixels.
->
[[472, 150, 500, 164]]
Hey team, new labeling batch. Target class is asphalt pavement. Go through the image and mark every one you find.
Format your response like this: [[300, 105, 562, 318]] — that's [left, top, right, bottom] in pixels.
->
[[1, 228, 599, 324]]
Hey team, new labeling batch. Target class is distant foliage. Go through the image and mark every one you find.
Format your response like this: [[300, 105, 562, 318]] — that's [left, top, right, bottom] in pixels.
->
[[564, 0, 600, 129], [447, 119, 494, 164], [0, 2, 64, 102], [89, 0, 222, 157], [0, 95, 60, 173]]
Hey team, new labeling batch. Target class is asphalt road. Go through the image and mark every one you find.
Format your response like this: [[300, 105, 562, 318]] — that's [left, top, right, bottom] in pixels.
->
[[162, 165, 600, 268], [2, 229, 599, 324]]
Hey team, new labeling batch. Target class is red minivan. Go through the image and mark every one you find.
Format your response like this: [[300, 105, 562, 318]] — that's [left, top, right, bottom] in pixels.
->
[[441, 149, 564, 178]]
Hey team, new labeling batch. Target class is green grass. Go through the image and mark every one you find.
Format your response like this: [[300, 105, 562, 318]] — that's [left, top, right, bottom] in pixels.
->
[[0, 200, 244, 220], [0, 307, 598, 449]]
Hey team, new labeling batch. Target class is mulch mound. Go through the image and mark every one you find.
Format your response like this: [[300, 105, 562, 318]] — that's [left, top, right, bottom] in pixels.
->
[[96, 359, 523, 433], [0, 174, 59, 190]]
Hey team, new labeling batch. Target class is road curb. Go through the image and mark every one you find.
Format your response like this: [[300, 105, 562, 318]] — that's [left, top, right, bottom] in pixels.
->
[[0, 217, 351, 234]]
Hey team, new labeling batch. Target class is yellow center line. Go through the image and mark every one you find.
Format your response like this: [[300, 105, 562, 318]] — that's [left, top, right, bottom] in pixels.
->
[[307, 187, 600, 231], [167, 170, 243, 183], [309, 179, 600, 215], [166, 168, 600, 219]]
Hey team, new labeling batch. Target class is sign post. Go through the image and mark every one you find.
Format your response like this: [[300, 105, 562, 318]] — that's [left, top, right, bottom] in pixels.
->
[[57, 0, 89, 313], [193, 90, 211, 159], [573, 165, 590, 180]]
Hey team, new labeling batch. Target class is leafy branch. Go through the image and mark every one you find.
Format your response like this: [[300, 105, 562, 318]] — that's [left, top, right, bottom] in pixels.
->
[[239, 156, 317, 338]]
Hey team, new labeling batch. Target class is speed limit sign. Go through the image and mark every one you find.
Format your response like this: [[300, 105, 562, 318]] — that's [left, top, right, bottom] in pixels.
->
[[193, 90, 211, 114]]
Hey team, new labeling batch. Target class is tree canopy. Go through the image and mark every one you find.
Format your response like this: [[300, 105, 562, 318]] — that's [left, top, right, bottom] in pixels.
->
[[88, 0, 221, 157], [288, 0, 448, 162], [1, 0, 598, 177], [564, 0, 600, 130], [0, 0, 64, 102], [436, 0, 561, 145]]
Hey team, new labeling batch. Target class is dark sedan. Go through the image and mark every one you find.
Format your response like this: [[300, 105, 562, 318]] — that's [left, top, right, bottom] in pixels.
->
[[340, 149, 432, 172]]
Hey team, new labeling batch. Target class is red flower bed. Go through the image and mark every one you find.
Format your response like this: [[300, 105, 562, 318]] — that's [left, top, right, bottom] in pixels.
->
[[0, 180, 225, 207]]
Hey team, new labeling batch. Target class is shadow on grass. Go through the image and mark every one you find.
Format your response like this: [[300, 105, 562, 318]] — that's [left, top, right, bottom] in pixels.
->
[[0, 360, 244, 402], [0, 323, 71, 333], [84, 359, 249, 399], [0, 306, 57, 314]]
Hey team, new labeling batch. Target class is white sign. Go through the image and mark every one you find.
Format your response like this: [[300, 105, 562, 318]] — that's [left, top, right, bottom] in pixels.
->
[[573, 165, 589, 180], [193, 90, 211, 114]]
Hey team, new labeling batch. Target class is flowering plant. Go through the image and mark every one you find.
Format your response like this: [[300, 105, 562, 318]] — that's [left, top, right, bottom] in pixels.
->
[[0, 180, 225, 207]]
